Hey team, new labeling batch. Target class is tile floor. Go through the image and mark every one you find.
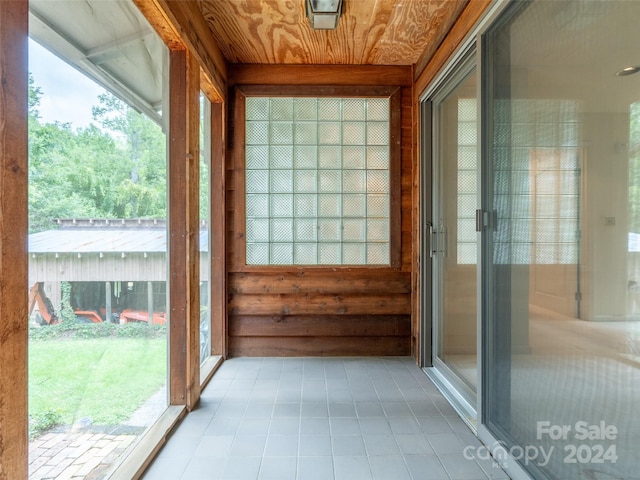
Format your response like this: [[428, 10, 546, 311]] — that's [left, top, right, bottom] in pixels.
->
[[142, 357, 509, 480]]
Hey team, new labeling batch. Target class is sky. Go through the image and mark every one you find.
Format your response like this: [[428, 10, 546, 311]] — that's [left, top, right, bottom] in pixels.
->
[[28, 38, 108, 129]]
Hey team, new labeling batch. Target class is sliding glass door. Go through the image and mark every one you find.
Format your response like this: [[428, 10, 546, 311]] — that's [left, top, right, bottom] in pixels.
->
[[426, 53, 479, 421], [482, 1, 639, 478]]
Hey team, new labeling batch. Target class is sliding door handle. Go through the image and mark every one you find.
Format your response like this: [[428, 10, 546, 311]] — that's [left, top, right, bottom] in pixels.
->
[[427, 222, 438, 258]]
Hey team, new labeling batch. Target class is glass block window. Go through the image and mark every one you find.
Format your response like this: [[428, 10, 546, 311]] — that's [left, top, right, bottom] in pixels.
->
[[457, 98, 478, 265], [245, 97, 391, 265]]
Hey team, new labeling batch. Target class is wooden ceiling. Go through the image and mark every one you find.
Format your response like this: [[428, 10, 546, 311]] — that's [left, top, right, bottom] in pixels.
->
[[197, 0, 468, 65]]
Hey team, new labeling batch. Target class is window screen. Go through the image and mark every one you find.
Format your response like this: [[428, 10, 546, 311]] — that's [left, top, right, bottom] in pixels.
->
[[245, 97, 391, 265]]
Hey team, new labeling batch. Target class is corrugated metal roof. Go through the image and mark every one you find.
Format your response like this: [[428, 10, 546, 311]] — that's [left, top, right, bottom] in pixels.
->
[[29, 229, 209, 253]]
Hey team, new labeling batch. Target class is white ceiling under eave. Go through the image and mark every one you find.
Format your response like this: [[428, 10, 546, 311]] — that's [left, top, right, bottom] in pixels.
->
[[29, 0, 165, 125]]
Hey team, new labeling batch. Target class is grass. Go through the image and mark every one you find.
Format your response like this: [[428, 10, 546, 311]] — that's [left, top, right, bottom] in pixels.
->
[[29, 334, 166, 437]]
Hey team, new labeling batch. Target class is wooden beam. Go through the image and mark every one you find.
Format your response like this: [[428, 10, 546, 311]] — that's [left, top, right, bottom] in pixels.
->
[[168, 48, 187, 407], [185, 49, 201, 411], [414, 0, 491, 96], [0, 0, 29, 478], [132, 0, 183, 50], [154, 0, 226, 102], [210, 102, 227, 358], [229, 64, 413, 87], [168, 48, 200, 410]]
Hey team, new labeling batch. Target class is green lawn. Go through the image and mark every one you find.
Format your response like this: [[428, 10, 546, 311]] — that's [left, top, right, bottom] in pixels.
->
[[29, 336, 166, 432]]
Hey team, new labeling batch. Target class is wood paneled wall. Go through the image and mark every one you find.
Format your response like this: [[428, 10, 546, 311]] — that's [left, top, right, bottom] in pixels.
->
[[225, 65, 414, 357]]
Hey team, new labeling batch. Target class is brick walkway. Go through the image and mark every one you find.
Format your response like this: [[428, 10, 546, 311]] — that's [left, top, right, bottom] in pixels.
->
[[29, 430, 139, 480], [29, 387, 166, 480]]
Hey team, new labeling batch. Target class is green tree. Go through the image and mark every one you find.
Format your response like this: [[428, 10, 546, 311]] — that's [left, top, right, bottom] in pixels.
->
[[28, 81, 167, 232], [28, 73, 42, 120], [92, 93, 166, 217]]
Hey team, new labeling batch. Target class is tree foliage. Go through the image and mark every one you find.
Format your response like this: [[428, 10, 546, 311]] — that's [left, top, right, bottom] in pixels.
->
[[28, 81, 167, 233]]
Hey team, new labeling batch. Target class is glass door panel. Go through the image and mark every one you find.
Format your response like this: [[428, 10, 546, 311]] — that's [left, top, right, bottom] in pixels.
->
[[432, 64, 478, 411], [483, 2, 640, 478]]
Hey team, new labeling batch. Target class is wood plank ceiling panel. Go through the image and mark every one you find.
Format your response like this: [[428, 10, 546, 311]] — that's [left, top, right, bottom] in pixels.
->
[[370, 0, 468, 65], [197, 0, 468, 65]]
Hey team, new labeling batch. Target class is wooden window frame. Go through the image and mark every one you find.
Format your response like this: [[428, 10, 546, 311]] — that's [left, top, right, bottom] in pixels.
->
[[232, 85, 402, 272]]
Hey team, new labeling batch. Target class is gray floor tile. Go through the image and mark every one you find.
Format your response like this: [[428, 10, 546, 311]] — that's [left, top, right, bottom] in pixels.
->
[[268, 417, 300, 435], [141, 358, 511, 480], [330, 417, 361, 435], [327, 389, 353, 402], [458, 433, 483, 449], [351, 387, 379, 401], [215, 402, 247, 418], [409, 400, 442, 417], [157, 434, 201, 459], [301, 390, 328, 402], [382, 401, 413, 417], [194, 435, 234, 457], [300, 417, 330, 434], [332, 435, 366, 456], [434, 397, 460, 417], [237, 417, 271, 436], [404, 454, 450, 480], [258, 456, 297, 479], [223, 388, 254, 402], [301, 401, 329, 417], [388, 416, 421, 434], [355, 401, 386, 417], [334, 456, 372, 480], [273, 402, 301, 417], [439, 453, 489, 480], [375, 388, 405, 402], [299, 434, 332, 456], [369, 455, 411, 480], [475, 456, 511, 479], [206, 416, 243, 436], [297, 456, 335, 480], [428, 433, 466, 455], [329, 402, 357, 417], [395, 434, 434, 455], [143, 456, 189, 479], [250, 389, 278, 402], [363, 434, 400, 456], [417, 416, 455, 434], [177, 410, 215, 435], [181, 456, 226, 480], [446, 417, 475, 435], [243, 402, 274, 419], [359, 417, 392, 435], [276, 389, 302, 403], [229, 435, 267, 457], [222, 456, 261, 480], [264, 435, 299, 456]]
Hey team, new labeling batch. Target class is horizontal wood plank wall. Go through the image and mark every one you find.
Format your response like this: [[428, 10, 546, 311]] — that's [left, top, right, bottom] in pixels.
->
[[226, 65, 413, 357]]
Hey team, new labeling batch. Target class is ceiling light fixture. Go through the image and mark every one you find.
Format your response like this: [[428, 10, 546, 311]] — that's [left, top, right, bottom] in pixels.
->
[[306, 0, 343, 30], [616, 65, 640, 77]]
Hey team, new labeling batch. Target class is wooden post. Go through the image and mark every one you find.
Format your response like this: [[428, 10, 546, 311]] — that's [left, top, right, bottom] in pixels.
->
[[168, 48, 200, 409], [147, 281, 154, 325], [106, 281, 112, 322], [210, 101, 226, 357], [0, 0, 29, 478]]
